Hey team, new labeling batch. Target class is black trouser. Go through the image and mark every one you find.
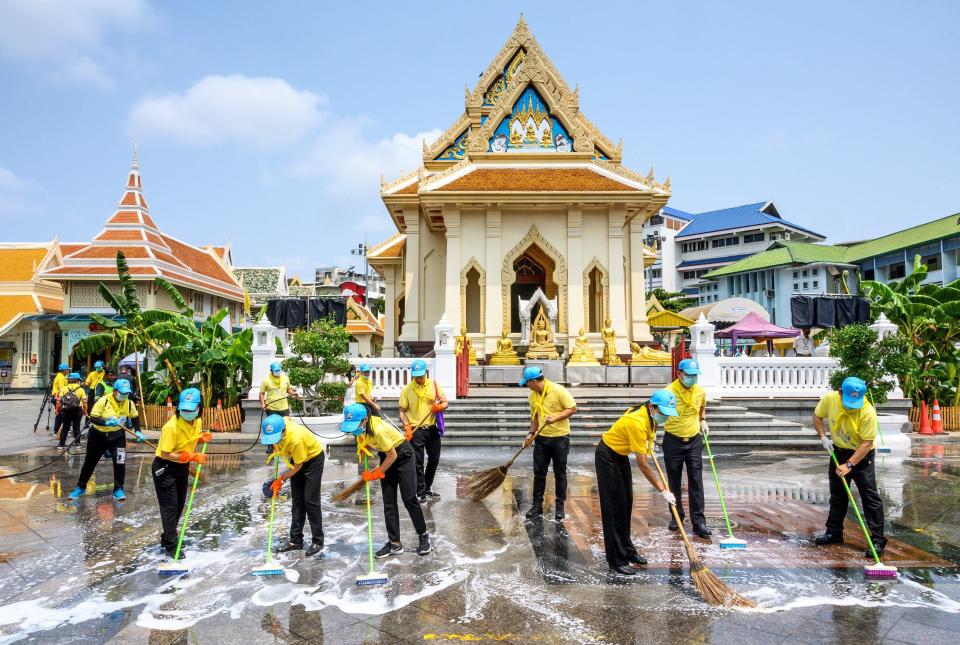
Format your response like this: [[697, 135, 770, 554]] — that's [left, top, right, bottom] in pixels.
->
[[662, 432, 705, 525], [152, 457, 189, 552], [826, 447, 885, 546], [58, 408, 82, 447], [379, 442, 426, 543], [84, 392, 96, 426], [595, 441, 641, 567], [290, 452, 325, 546], [76, 428, 126, 492], [412, 425, 442, 495], [532, 435, 569, 506]]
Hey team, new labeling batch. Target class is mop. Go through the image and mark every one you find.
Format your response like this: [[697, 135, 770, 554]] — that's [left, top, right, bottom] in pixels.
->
[[702, 432, 746, 549], [828, 447, 897, 579], [158, 442, 207, 576], [252, 456, 285, 576], [356, 455, 388, 586]]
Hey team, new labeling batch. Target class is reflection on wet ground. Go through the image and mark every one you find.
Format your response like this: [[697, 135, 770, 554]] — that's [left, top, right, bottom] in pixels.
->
[[0, 444, 958, 643]]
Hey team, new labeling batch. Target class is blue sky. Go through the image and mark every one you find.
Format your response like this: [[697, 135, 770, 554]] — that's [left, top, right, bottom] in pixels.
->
[[1, 1, 958, 277]]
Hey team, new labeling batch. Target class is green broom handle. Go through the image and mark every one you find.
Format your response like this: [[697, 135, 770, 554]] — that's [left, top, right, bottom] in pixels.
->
[[828, 448, 882, 564], [265, 457, 280, 564], [172, 441, 207, 562], [364, 455, 375, 574], [701, 432, 735, 539]]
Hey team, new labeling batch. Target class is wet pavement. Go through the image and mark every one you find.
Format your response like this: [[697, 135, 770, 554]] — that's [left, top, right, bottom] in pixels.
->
[[0, 437, 958, 644]]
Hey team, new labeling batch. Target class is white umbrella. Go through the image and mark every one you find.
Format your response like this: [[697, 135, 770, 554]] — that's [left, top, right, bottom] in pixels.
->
[[118, 352, 147, 368]]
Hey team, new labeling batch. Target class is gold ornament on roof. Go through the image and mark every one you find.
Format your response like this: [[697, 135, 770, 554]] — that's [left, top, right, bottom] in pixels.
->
[[510, 95, 552, 148]]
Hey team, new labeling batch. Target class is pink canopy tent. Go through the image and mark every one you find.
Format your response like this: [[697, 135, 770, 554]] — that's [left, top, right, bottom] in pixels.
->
[[714, 312, 801, 346]]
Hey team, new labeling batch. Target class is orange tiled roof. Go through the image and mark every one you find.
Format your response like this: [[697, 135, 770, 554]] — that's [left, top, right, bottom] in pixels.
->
[[70, 246, 150, 259], [43, 266, 159, 276], [0, 295, 39, 334], [396, 181, 419, 194], [93, 229, 146, 242], [107, 212, 140, 224], [431, 168, 645, 192], [0, 247, 48, 281], [368, 234, 405, 260], [58, 244, 85, 256], [161, 235, 236, 285], [36, 296, 63, 313]]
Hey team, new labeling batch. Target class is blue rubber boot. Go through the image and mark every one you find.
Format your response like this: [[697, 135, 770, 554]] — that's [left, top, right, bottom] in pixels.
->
[[67, 487, 85, 500], [113, 489, 126, 501]]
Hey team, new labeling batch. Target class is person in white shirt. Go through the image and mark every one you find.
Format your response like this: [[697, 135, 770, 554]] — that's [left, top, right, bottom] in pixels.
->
[[793, 328, 815, 357]]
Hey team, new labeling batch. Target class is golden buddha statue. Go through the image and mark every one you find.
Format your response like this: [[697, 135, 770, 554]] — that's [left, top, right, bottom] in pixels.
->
[[456, 323, 478, 365], [489, 327, 520, 365], [568, 328, 600, 366], [526, 309, 559, 360], [600, 317, 623, 365], [629, 341, 672, 366]]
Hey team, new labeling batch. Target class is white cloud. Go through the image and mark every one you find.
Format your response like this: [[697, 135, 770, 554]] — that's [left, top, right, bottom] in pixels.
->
[[0, 167, 43, 216], [129, 75, 326, 148], [0, 0, 151, 87], [289, 118, 441, 197]]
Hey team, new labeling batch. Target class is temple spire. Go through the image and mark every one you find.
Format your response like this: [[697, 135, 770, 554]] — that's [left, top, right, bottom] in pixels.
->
[[132, 140, 139, 171]]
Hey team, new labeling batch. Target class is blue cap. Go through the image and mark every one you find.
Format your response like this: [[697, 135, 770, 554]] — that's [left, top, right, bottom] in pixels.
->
[[270, 361, 283, 374], [650, 389, 679, 417], [178, 387, 202, 412], [678, 359, 701, 375], [59, 363, 69, 371], [841, 376, 867, 410], [114, 378, 132, 394], [359, 363, 371, 373], [339, 403, 368, 436], [411, 359, 427, 377], [261, 414, 286, 445], [94, 361, 104, 369], [519, 366, 544, 386], [68, 372, 80, 380]]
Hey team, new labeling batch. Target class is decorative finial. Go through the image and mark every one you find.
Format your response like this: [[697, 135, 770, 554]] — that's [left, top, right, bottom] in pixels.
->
[[647, 166, 655, 181], [380, 174, 386, 187], [664, 176, 671, 188], [132, 140, 139, 170]]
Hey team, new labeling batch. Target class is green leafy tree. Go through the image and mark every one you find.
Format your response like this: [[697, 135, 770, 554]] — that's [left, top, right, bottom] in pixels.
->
[[368, 296, 385, 318], [284, 317, 351, 414], [827, 324, 917, 405], [647, 288, 697, 313]]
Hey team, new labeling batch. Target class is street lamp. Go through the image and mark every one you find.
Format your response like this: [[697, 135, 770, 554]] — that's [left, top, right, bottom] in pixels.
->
[[351, 239, 368, 303]]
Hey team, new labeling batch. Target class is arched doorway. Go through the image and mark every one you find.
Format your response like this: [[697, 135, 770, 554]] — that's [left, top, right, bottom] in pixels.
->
[[587, 266, 604, 332], [464, 267, 482, 333], [510, 245, 556, 333]]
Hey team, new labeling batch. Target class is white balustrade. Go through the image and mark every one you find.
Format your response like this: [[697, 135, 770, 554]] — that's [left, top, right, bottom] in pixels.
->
[[716, 356, 839, 397], [348, 358, 430, 399]]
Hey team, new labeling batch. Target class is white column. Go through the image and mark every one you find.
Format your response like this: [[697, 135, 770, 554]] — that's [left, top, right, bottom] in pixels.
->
[[381, 264, 396, 357], [433, 314, 457, 401], [690, 313, 720, 400], [484, 205, 503, 355], [566, 205, 584, 351], [250, 318, 284, 400], [398, 206, 421, 341], [608, 206, 629, 352], [443, 206, 462, 333], [629, 216, 652, 341]]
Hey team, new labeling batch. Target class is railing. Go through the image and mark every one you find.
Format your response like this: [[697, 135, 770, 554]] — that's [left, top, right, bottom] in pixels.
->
[[716, 356, 839, 397], [348, 358, 434, 398]]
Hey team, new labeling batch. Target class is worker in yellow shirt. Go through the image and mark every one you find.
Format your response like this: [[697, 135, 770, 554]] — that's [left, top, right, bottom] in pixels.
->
[[153, 388, 211, 558], [56, 373, 87, 450], [520, 366, 577, 520], [67, 378, 144, 502], [663, 358, 711, 538], [259, 362, 297, 416], [596, 390, 679, 576], [340, 403, 431, 557], [261, 414, 326, 556], [399, 359, 448, 501], [83, 361, 106, 429], [50, 363, 70, 437], [812, 376, 886, 557], [353, 363, 381, 416]]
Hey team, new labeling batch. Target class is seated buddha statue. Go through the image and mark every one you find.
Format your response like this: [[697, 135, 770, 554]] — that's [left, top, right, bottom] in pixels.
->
[[526, 310, 559, 360], [600, 318, 623, 365], [568, 328, 600, 365], [489, 328, 520, 365], [629, 341, 672, 366]]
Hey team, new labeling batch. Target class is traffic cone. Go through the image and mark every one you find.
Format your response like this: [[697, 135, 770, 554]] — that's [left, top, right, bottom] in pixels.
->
[[918, 400, 933, 435], [931, 400, 945, 434], [166, 396, 174, 419]]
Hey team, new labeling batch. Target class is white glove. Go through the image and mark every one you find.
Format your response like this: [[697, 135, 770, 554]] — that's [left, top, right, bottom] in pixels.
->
[[661, 489, 677, 506], [820, 436, 834, 453], [700, 420, 709, 436]]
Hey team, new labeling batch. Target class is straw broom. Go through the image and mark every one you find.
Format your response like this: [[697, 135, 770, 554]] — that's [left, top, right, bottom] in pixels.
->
[[467, 421, 547, 502], [650, 453, 755, 608], [331, 416, 427, 503]]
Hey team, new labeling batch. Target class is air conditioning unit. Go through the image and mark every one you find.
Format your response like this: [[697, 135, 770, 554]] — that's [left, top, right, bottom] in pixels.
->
[[782, 232, 791, 240], [765, 290, 775, 298]]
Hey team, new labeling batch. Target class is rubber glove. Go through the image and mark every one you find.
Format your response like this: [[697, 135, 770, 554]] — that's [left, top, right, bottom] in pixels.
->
[[361, 468, 385, 482], [431, 403, 444, 413], [700, 420, 709, 435], [178, 451, 207, 465], [103, 417, 121, 427], [661, 489, 677, 505], [197, 432, 214, 444], [270, 478, 283, 496], [820, 436, 834, 453], [404, 423, 413, 441], [135, 431, 146, 443]]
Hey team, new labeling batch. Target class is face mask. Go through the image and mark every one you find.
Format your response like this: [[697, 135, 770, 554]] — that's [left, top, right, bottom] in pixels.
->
[[681, 375, 698, 388], [116, 393, 128, 402], [180, 409, 199, 421], [652, 411, 668, 425]]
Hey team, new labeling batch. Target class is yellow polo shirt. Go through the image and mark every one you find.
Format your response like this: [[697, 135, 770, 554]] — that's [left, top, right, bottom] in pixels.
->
[[156, 415, 202, 458], [362, 416, 405, 454], [274, 421, 323, 465], [89, 393, 138, 433], [664, 379, 706, 439], [51, 372, 68, 395], [85, 370, 105, 390], [814, 391, 877, 450], [261, 373, 291, 412], [399, 378, 444, 427], [354, 374, 373, 403], [528, 379, 576, 438], [58, 384, 86, 407], [602, 406, 656, 456]]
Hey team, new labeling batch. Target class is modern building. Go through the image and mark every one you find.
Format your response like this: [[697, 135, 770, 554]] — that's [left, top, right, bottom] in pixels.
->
[[845, 212, 959, 285], [371, 17, 666, 358], [314, 266, 385, 302], [641, 206, 691, 292]]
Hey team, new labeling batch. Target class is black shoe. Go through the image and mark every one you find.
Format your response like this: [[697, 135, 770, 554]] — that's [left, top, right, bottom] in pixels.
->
[[375, 542, 402, 559], [554, 501, 565, 521], [417, 493, 428, 503], [426, 490, 441, 499], [525, 505, 543, 519], [628, 553, 647, 567], [305, 542, 324, 557], [668, 517, 682, 531], [867, 538, 886, 558], [693, 523, 713, 538], [274, 540, 304, 553], [417, 534, 432, 556], [814, 532, 844, 545], [608, 564, 637, 576]]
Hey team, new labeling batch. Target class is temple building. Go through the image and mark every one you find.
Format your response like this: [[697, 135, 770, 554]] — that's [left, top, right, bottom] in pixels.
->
[[371, 16, 668, 359]]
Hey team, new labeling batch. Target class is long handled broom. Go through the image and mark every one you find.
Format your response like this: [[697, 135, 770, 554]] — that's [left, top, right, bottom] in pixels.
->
[[467, 421, 547, 502], [332, 417, 426, 503], [158, 442, 208, 576], [701, 433, 746, 549], [651, 453, 755, 607], [356, 454, 388, 586], [252, 457, 285, 576], [827, 448, 897, 579]]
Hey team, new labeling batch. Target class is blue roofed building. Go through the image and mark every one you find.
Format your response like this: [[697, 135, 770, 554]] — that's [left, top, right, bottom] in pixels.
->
[[641, 206, 692, 292]]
